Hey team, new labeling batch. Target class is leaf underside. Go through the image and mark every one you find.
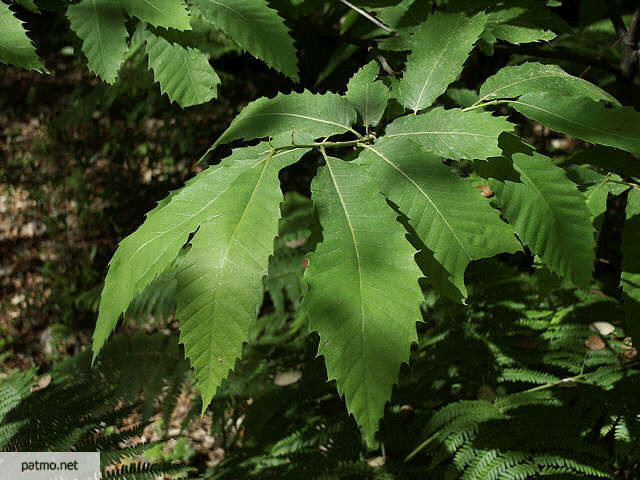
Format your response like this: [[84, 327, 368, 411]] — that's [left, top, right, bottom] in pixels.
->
[[119, 0, 191, 30], [301, 157, 424, 447], [67, 0, 129, 84], [385, 107, 513, 160], [213, 91, 358, 149], [0, 2, 45, 71], [142, 29, 220, 108], [177, 146, 308, 408], [360, 137, 520, 301], [194, 0, 298, 80], [399, 11, 487, 112], [490, 151, 595, 287]]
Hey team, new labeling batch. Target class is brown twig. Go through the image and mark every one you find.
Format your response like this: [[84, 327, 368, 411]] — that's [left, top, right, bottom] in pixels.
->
[[337, 0, 395, 33], [605, 2, 640, 105]]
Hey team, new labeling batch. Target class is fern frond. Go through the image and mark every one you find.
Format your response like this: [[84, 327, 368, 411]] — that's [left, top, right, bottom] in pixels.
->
[[103, 462, 190, 480], [499, 368, 561, 385]]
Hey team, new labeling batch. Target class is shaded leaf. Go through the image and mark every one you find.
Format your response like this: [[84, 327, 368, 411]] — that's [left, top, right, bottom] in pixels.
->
[[67, 0, 128, 84], [177, 146, 307, 408], [622, 189, 640, 343], [359, 137, 520, 301], [119, 0, 191, 30], [345, 60, 389, 128], [93, 141, 302, 359], [512, 94, 640, 157], [194, 0, 298, 80], [399, 11, 486, 112], [301, 157, 423, 446], [142, 29, 220, 107], [490, 151, 595, 286], [0, 2, 44, 71], [213, 91, 358, 149], [385, 107, 513, 160]]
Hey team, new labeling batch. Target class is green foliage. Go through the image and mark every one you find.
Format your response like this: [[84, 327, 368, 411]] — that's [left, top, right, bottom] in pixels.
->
[[384, 108, 513, 160], [6, 1, 640, 476], [88, 0, 640, 446], [489, 151, 596, 287], [0, 1, 44, 70], [346, 60, 389, 128], [359, 137, 520, 301], [119, 0, 191, 31], [193, 0, 299, 80], [141, 27, 220, 107], [0, 334, 191, 478], [622, 189, 640, 343], [176, 143, 307, 409], [477, 62, 619, 106], [66, 0, 128, 84], [301, 156, 423, 446], [399, 11, 486, 112], [405, 274, 640, 479], [264, 192, 318, 314], [211, 91, 358, 150], [512, 95, 640, 157], [446, 0, 570, 49], [1, 0, 303, 105]]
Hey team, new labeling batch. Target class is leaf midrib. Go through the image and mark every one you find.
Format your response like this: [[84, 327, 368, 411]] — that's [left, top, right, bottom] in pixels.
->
[[365, 144, 471, 263], [411, 21, 457, 112], [325, 161, 365, 336], [479, 71, 614, 105], [513, 99, 639, 144], [130, 148, 283, 284], [386, 131, 495, 139], [325, 159, 371, 422]]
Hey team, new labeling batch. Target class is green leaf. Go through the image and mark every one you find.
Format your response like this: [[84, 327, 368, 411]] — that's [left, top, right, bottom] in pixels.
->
[[265, 192, 316, 314], [512, 94, 640, 157], [622, 189, 640, 343], [213, 91, 358, 149], [14, 0, 39, 13], [385, 107, 513, 160], [67, 0, 129, 84], [582, 178, 610, 225], [478, 62, 619, 105], [373, 0, 429, 29], [345, 60, 389, 128], [490, 151, 595, 287], [487, 23, 556, 44], [570, 146, 640, 180], [93, 141, 304, 359], [446, 0, 571, 48], [399, 11, 486, 112], [142, 29, 220, 107], [0, 2, 44, 71], [177, 146, 307, 408], [359, 137, 520, 301], [301, 157, 423, 447], [119, 0, 191, 30], [194, 0, 298, 80]]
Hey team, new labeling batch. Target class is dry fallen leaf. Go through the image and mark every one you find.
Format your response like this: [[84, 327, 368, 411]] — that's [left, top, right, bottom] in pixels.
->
[[585, 335, 606, 351], [590, 321, 615, 336], [31, 374, 51, 392], [475, 185, 494, 198], [274, 371, 302, 386]]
